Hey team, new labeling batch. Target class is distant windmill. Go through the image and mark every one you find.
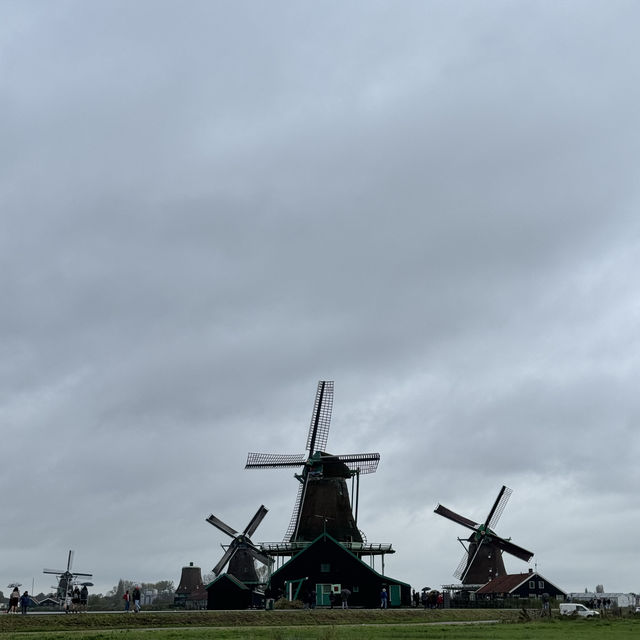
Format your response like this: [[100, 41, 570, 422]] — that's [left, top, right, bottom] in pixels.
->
[[206, 505, 273, 583], [246, 381, 380, 544], [43, 550, 93, 599], [434, 485, 534, 584]]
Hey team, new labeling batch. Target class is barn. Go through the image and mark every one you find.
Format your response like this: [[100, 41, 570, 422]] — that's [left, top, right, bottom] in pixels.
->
[[267, 532, 411, 607]]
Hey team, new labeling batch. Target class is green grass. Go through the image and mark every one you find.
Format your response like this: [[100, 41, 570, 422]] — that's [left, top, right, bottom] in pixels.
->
[[0, 611, 637, 639]]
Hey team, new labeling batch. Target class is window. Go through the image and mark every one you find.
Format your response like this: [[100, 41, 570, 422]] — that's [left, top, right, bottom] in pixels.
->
[[538, 581, 544, 589], [529, 581, 535, 589], [352, 586, 359, 593], [320, 563, 330, 573]]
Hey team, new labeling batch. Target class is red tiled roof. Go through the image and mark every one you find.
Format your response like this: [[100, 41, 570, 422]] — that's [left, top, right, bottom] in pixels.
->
[[476, 573, 532, 594]]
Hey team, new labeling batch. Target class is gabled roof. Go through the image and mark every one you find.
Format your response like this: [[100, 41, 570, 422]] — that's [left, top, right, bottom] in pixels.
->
[[271, 531, 410, 588], [205, 573, 249, 591], [476, 572, 565, 595]]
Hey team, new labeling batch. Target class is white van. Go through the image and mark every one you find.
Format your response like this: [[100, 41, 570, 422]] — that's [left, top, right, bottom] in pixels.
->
[[559, 602, 600, 617]]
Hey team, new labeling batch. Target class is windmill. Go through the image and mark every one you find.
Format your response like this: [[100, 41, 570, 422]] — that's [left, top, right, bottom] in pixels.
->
[[206, 505, 274, 584], [43, 550, 93, 599], [245, 381, 380, 544], [434, 485, 534, 585]]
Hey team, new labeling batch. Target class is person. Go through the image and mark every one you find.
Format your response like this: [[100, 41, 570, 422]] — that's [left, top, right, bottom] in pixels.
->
[[8, 587, 20, 614], [123, 589, 131, 612], [19, 591, 30, 615], [340, 588, 351, 609], [80, 585, 89, 612], [380, 587, 388, 609], [72, 586, 81, 613], [421, 590, 428, 609], [328, 591, 336, 609], [132, 586, 141, 613], [64, 591, 72, 613], [412, 589, 419, 607]]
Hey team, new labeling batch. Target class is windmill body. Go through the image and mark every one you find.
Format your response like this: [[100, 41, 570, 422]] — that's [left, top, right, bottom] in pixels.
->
[[206, 505, 273, 585], [246, 381, 380, 548], [434, 486, 534, 586]]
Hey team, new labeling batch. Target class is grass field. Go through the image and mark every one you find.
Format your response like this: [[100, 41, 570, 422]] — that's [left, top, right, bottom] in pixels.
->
[[0, 610, 637, 639]]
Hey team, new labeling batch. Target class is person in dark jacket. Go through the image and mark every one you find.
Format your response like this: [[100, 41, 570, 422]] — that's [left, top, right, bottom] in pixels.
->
[[132, 586, 141, 613], [19, 591, 30, 615]]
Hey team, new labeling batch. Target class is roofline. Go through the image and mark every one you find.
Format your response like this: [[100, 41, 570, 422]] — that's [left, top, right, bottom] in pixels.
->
[[271, 531, 410, 588]]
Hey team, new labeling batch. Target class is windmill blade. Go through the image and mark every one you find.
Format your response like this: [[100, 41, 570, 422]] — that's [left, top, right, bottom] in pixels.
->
[[72, 572, 93, 578], [284, 479, 306, 542], [492, 536, 534, 562], [453, 549, 469, 580], [434, 504, 478, 531], [338, 452, 380, 474], [245, 452, 307, 469], [306, 380, 333, 455], [246, 545, 274, 568], [459, 538, 487, 583], [485, 485, 512, 530], [243, 505, 268, 538], [43, 569, 66, 575], [212, 543, 238, 576], [206, 514, 238, 538], [67, 550, 74, 571]]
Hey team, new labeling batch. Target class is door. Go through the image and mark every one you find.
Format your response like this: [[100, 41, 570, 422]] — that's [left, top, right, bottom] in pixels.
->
[[316, 584, 333, 606], [389, 584, 401, 607]]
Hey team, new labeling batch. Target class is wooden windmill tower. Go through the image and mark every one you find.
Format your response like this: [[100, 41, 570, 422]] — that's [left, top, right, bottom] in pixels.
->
[[245, 381, 380, 545], [434, 485, 534, 585]]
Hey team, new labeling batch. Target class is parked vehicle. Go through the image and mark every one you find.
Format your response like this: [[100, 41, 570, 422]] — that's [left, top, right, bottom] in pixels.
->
[[559, 603, 600, 617]]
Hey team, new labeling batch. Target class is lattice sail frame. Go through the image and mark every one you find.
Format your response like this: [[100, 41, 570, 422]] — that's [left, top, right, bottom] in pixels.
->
[[307, 380, 333, 454]]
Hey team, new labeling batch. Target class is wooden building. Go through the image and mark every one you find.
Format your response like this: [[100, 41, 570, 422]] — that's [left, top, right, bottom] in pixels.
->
[[476, 570, 566, 600], [268, 532, 411, 607], [206, 573, 264, 610]]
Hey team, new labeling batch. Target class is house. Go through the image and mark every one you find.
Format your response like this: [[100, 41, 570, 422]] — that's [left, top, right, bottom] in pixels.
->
[[476, 569, 566, 600], [206, 573, 265, 610], [267, 532, 411, 607]]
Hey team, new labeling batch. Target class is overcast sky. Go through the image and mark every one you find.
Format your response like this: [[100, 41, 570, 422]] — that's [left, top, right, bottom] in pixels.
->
[[2, 0, 639, 597]]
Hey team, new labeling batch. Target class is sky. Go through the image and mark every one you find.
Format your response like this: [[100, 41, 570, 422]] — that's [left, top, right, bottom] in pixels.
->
[[1, 0, 639, 597]]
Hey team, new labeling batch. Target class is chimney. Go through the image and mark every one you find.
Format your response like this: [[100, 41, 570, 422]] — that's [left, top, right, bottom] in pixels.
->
[[529, 568, 533, 574]]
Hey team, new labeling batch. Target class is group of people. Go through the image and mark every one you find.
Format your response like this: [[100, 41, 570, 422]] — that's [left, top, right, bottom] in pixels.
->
[[412, 588, 443, 609], [123, 586, 142, 613], [6, 587, 30, 614], [63, 585, 89, 613]]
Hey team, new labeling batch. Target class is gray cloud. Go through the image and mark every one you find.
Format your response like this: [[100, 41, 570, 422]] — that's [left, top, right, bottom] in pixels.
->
[[1, 0, 639, 595]]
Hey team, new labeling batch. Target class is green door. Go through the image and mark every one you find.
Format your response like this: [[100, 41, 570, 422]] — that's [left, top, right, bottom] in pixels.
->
[[316, 584, 332, 606], [389, 585, 401, 606]]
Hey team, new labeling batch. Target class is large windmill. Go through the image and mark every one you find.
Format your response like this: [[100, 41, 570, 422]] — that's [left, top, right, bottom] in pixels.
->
[[245, 380, 380, 545], [206, 505, 273, 584], [434, 486, 534, 585], [43, 550, 93, 599]]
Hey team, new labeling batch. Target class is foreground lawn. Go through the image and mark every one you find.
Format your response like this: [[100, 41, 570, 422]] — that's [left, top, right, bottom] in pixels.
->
[[0, 619, 638, 640]]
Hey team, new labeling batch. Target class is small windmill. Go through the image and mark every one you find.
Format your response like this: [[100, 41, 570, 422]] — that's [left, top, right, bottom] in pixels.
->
[[246, 380, 380, 544], [43, 550, 93, 599], [434, 485, 534, 584], [206, 505, 273, 584]]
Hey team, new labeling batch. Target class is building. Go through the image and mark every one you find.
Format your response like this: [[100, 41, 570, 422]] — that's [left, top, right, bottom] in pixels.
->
[[267, 531, 411, 607], [567, 592, 636, 608], [475, 570, 566, 600], [206, 573, 264, 610]]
